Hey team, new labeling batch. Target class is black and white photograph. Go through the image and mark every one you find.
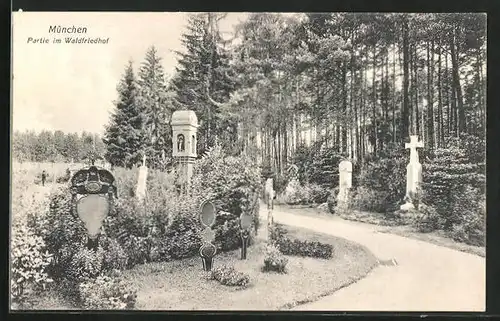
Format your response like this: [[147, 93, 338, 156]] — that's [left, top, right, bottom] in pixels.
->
[[10, 12, 486, 311]]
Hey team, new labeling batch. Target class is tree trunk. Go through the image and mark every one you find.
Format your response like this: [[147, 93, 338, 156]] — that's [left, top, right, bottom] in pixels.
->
[[450, 27, 466, 135], [426, 40, 435, 149], [372, 47, 378, 157], [401, 18, 410, 141], [437, 39, 444, 148]]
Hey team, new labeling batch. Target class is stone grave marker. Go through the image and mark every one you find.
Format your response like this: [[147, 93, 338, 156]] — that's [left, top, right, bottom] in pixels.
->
[[401, 135, 424, 210], [337, 160, 353, 208], [136, 154, 148, 202], [199, 200, 217, 271], [70, 165, 117, 249], [239, 213, 253, 260]]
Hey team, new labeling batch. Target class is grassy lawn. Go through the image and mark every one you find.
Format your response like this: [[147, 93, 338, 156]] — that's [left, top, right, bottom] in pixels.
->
[[120, 224, 378, 310], [280, 205, 485, 258]]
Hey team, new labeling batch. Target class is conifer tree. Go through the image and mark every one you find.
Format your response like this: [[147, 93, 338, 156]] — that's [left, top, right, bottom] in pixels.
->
[[137, 46, 172, 168], [171, 13, 236, 155], [103, 60, 144, 168]]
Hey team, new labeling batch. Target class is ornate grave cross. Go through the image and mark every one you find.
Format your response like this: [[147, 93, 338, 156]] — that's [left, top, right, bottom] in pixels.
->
[[405, 135, 424, 165], [239, 212, 253, 260], [199, 200, 217, 271], [70, 165, 118, 250], [402, 135, 424, 208]]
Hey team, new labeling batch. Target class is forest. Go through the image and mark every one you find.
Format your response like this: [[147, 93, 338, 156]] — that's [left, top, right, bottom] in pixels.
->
[[12, 13, 486, 173]]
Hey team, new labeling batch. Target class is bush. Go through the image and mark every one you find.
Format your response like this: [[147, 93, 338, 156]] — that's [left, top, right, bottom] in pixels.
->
[[161, 214, 202, 260], [423, 146, 485, 231], [351, 187, 391, 213], [78, 274, 137, 310], [191, 145, 262, 244], [307, 183, 330, 204], [356, 146, 407, 212], [210, 265, 250, 288], [11, 220, 54, 306], [262, 243, 288, 273], [100, 237, 129, 271], [447, 186, 485, 247], [293, 144, 345, 188], [411, 204, 443, 233], [283, 179, 308, 205], [66, 247, 105, 282], [327, 188, 339, 214]]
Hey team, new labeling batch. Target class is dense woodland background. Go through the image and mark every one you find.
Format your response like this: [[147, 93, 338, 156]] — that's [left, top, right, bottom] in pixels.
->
[[12, 13, 486, 173]]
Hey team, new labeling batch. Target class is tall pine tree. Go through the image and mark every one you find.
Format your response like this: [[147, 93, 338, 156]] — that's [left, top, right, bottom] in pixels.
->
[[137, 46, 172, 168], [171, 13, 236, 155], [104, 61, 144, 168]]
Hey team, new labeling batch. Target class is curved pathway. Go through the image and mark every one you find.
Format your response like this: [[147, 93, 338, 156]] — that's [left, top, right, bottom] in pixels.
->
[[262, 206, 485, 311]]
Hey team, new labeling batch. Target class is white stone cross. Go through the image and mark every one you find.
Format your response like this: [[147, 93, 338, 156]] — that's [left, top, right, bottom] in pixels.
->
[[402, 135, 424, 210], [142, 154, 146, 167], [405, 135, 424, 164]]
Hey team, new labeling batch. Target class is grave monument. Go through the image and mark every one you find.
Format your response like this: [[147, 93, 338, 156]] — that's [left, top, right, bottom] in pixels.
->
[[239, 212, 253, 260], [401, 135, 424, 210], [171, 110, 198, 194], [135, 154, 148, 202], [199, 200, 217, 271], [337, 160, 353, 209], [70, 160, 117, 250]]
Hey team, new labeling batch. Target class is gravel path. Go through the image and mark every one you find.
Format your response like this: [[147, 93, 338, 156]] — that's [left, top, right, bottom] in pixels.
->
[[263, 207, 485, 311]]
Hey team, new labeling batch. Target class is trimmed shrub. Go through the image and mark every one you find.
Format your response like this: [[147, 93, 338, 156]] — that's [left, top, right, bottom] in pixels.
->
[[270, 224, 333, 259], [210, 265, 250, 288], [262, 243, 288, 273], [78, 274, 137, 310], [277, 238, 333, 259]]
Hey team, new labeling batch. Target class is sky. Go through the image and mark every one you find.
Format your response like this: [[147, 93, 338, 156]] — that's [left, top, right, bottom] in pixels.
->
[[11, 12, 248, 135]]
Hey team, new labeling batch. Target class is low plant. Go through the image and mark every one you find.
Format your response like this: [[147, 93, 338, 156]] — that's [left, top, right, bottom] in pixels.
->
[[78, 273, 137, 310], [262, 243, 288, 273], [210, 265, 250, 288]]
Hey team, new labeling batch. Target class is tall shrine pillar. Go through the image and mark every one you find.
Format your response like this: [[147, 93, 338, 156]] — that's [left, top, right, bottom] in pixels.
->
[[171, 110, 198, 194]]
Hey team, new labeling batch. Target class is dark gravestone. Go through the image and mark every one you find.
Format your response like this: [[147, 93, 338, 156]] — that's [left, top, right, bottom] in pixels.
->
[[70, 165, 117, 250], [239, 213, 253, 260], [199, 200, 216, 271]]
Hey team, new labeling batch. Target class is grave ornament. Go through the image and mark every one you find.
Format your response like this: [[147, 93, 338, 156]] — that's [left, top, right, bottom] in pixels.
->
[[70, 165, 117, 250], [239, 212, 253, 260], [199, 200, 217, 271]]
